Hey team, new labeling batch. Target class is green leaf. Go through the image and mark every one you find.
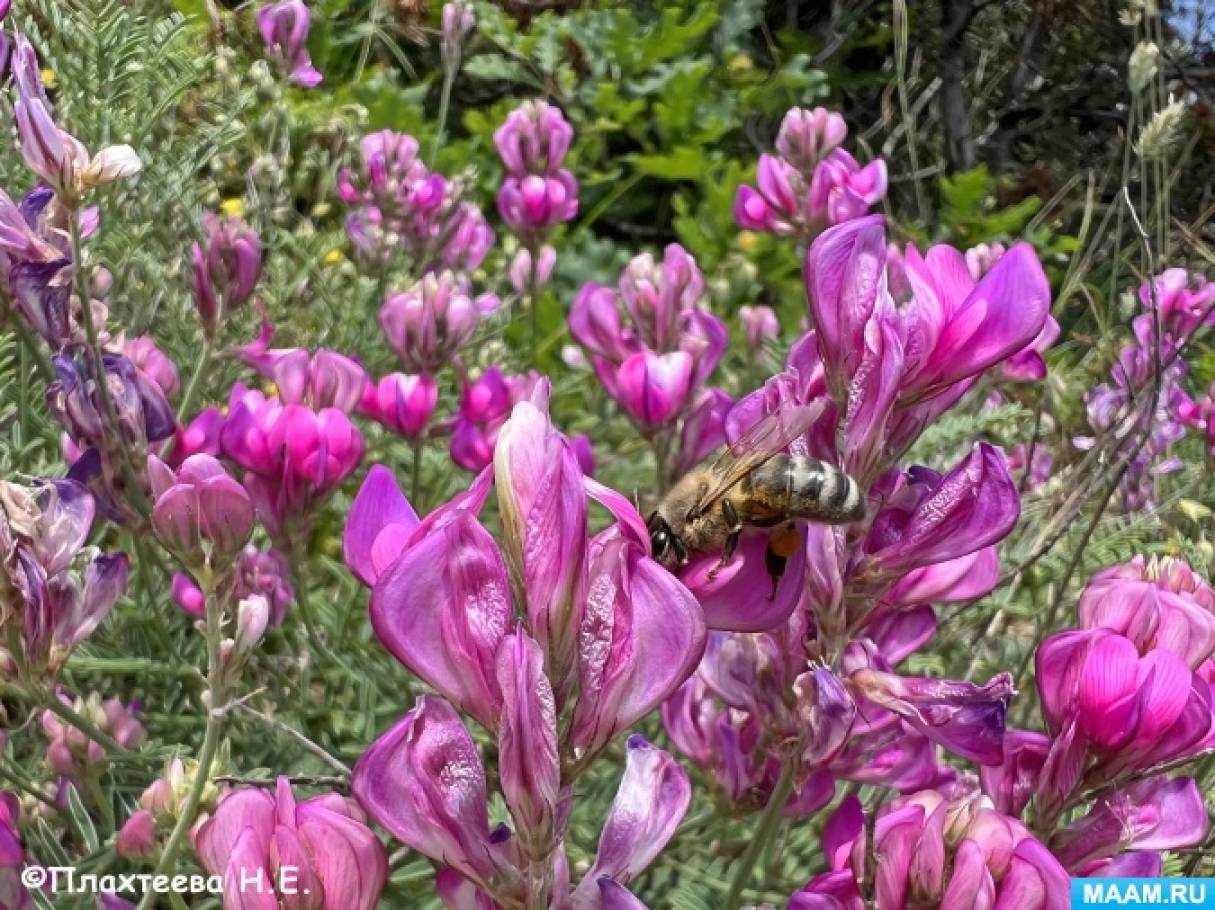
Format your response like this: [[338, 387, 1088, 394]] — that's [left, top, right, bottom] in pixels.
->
[[66, 782, 101, 854], [629, 148, 705, 180], [463, 53, 538, 88]]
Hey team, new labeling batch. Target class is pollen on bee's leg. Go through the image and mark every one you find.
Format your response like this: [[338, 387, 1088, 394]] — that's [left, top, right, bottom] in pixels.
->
[[769, 522, 802, 558]]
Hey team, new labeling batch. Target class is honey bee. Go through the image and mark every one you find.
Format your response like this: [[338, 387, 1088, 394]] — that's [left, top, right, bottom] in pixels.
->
[[647, 403, 866, 595]]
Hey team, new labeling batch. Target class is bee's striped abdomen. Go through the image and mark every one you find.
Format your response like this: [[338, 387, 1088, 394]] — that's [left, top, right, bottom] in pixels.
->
[[786, 456, 866, 524]]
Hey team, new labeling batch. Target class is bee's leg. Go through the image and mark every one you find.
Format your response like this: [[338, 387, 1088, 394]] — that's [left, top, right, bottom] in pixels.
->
[[764, 545, 788, 601], [707, 501, 744, 581]]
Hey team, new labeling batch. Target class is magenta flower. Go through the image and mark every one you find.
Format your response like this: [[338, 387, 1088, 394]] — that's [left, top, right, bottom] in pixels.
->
[[379, 271, 494, 374], [494, 100, 574, 176], [147, 454, 255, 572], [805, 217, 1051, 465], [1077, 555, 1215, 669], [1137, 267, 1215, 341], [1000, 315, 1060, 382], [0, 478, 128, 675], [172, 406, 225, 465], [734, 107, 884, 242], [0, 792, 32, 910], [789, 791, 1069, 910], [496, 629, 560, 858], [352, 696, 524, 901], [235, 321, 369, 413], [359, 372, 438, 439], [371, 395, 705, 748], [568, 245, 728, 433], [192, 212, 261, 338], [494, 100, 579, 236], [257, 0, 322, 87], [1030, 627, 1215, 824], [343, 464, 422, 588], [115, 808, 157, 860], [220, 385, 364, 539], [196, 777, 387, 910], [979, 729, 1050, 817], [450, 367, 541, 472]]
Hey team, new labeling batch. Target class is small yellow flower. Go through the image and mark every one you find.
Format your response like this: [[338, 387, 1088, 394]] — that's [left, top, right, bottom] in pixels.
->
[[220, 198, 246, 218], [737, 231, 758, 253], [322, 248, 345, 267], [41, 68, 57, 89], [263, 381, 278, 397], [729, 54, 753, 72]]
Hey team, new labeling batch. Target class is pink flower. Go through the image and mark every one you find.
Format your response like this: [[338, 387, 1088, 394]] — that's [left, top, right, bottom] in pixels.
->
[[196, 778, 387, 910], [360, 372, 438, 439]]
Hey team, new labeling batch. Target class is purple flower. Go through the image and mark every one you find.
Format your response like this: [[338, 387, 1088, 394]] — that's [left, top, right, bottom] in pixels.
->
[[0, 479, 128, 675], [846, 645, 1014, 766], [196, 778, 386, 910], [495, 629, 560, 857], [234, 321, 369, 413], [343, 464, 421, 588], [379, 272, 489, 374], [1050, 775, 1209, 874], [359, 372, 438, 439], [173, 544, 294, 624], [979, 729, 1050, 817], [147, 454, 255, 571], [192, 212, 261, 338], [858, 443, 1021, 582], [494, 100, 574, 176], [124, 336, 180, 399], [739, 304, 780, 353], [352, 697, 523, 901], [257, 1, 322, 87], [734, 108, 884, 242], [569, 736, 690, 907]]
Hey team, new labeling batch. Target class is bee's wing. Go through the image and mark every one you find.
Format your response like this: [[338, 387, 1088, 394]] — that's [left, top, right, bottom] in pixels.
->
[[691, 401, 824, 517]]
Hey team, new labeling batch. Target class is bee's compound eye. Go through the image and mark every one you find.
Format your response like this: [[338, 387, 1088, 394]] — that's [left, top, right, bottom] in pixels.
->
[[651, 528, 670, 555]]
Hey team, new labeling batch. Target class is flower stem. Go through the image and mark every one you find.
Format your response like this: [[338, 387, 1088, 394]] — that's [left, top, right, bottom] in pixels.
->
[[135, 585, 228, 910], [175, 337, 213, 427], [721, 757, 795, 910], [6, 314, 54, 381], [432, 59, 458, 160], [410, 434, 425, 509], [526, 858, 551, 910]]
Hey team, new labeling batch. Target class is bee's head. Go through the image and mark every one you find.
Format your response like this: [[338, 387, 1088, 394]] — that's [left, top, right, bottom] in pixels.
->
[[646, 511, 685, 570]]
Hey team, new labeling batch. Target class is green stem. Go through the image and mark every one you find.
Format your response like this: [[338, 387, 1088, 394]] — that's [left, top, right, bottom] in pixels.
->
[[135, 585, 228, 910], [175, 337, 213, 427], [410, 435, 425, 508], [526, 858, 551, 910], [721, 757, 795, 910], [432, 58, 458, 160]]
